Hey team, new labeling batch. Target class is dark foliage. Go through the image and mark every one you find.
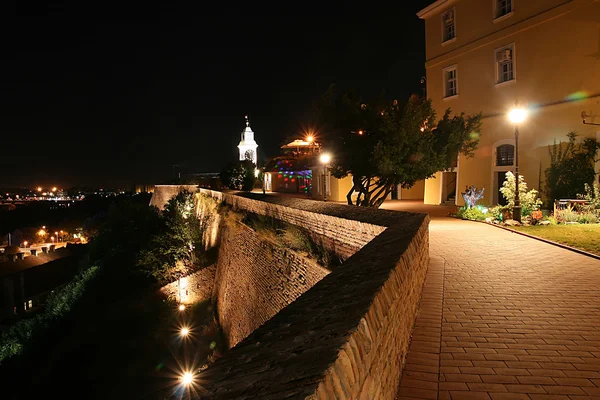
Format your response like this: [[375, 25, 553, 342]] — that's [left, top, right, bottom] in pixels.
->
[[315, 85, 482, 207], [545, 132, 600, 205]]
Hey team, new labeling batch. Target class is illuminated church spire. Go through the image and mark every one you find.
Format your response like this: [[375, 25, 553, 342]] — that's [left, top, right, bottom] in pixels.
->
[[238, 115, 258, 165]]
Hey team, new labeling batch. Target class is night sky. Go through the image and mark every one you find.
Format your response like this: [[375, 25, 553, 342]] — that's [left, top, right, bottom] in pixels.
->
[[2, 2, 431, 189]]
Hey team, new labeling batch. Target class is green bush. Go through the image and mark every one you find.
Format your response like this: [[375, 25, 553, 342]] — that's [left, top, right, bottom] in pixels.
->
[[546, 132, 600, 205], [499, 172, 542, 216], [457, 206, 487, 221], [556, 208, 580, 223], [0, 265, 100, 363], [578, 212, 598, 224], [578, 183, 600, 210], [488, 205, 503, 221]]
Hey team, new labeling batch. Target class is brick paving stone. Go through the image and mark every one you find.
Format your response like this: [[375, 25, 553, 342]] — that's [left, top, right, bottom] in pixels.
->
[[394, 210, 600, 400]]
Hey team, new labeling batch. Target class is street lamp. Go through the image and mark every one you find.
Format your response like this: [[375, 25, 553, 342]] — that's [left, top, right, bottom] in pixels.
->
[[320, 153, 331, 202], [508, 105, 527, 223], [55, 231, 59, 243]]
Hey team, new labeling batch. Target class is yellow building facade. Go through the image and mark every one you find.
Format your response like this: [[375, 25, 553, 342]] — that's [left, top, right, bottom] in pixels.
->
[[419, 0, 600, 206]]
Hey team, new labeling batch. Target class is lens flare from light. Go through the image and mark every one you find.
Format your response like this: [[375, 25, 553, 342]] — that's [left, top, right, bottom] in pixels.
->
[[181, 327, 190, 336], [181, 371, 194, 385], [508, 108, 527, 124], [178, 304, 186, 311]]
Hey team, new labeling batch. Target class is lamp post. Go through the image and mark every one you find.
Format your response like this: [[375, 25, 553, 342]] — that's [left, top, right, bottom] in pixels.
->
[[508, 105, 527, 223], [320, 153, 331, 202]]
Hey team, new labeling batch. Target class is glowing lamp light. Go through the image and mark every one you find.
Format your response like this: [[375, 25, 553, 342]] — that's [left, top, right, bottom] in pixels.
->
[[508, 108, 527, 124], [254, 169, 259, 178], [52, 187, 57, 192], [306, 135, 314, 143], [37, 187, 42, 192], [178, 304, 186, 311], [181, 327, 190, 336], [358, 130, 364, 135], [23, 241, 28, 247], [181, 371, 194, 386], [320, 153, 331, 164]]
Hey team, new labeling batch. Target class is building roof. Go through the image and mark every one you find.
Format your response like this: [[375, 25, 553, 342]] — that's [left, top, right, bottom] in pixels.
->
[[280, 139, 317, 149], [0, 245, 87, 277], [239, 115, 257, 145], [417, 0, 455, 19]]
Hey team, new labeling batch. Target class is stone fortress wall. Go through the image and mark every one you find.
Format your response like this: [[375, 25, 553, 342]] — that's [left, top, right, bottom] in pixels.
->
[[151, 186, 430, 399], [213, 221, 330, 348]]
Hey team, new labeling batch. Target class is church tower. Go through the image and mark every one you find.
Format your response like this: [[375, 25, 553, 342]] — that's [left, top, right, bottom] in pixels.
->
[[238, 115, 258, 166]]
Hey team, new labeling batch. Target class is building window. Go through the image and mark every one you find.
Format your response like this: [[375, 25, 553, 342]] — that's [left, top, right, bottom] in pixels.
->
[[496, 144, 514, 166], [495, 44, 515, 83], [495, 0, 513, 19], [444, 66, 458, 98], [441, 9, 455, 42]]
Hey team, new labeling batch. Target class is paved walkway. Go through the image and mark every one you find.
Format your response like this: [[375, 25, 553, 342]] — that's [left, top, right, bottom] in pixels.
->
[[385, 202, 600, 400]]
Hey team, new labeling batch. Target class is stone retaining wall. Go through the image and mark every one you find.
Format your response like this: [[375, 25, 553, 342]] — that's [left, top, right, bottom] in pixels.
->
[[213, 222, 330, 348], [194, 190, 429, 399], [160, 265, 216, 304], [198, 189, 386, 260], [150, 185, 199, 210], [150, 187, 430, 399]]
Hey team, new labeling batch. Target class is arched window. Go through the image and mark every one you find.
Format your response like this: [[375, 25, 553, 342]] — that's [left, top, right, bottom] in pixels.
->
[[496, 144, 514, 166]]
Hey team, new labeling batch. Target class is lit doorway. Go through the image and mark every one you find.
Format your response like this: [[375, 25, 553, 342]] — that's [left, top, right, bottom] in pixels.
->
[[441, 172, 457, 205]]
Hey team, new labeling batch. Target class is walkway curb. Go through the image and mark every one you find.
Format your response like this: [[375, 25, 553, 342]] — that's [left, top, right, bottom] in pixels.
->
[[469, 218, 600, 261]]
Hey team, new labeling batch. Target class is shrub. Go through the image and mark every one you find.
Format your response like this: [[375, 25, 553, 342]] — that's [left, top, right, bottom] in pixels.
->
[[555, 208, 579, 223], [488, 205, 503, 221], [546, 132, 600, 205], [0, 265, 100, 363], [578, 212, 598, 224], [499, 171, 542, 216], [578, 183, 600, 210], [457, 206, 487, 221]]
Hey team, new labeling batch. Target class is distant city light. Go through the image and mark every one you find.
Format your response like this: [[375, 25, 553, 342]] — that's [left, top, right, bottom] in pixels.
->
[[37, 187, 42, 192], [52, 187, 57, 192], [358, 130, 364, 135]]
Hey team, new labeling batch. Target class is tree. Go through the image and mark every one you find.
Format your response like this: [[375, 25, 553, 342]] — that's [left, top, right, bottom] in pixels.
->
[[545, 132, 600, 205], [220, 160, 256, 191], [137, 190, 204, 284], [89, 199, 163, 279], [316, 86, 482, 207]]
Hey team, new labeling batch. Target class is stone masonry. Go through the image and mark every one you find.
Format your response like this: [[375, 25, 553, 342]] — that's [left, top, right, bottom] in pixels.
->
[[149, 187, 431, 399], [213, 222, 330, 348], [195, 189, 429, 399]]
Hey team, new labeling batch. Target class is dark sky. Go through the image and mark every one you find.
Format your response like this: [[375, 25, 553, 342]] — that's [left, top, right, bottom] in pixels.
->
[[2, 2, 431, 189]]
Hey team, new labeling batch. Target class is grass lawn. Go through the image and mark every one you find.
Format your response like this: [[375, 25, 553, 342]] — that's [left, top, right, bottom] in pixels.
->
[[512, 224, 600, 256]]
